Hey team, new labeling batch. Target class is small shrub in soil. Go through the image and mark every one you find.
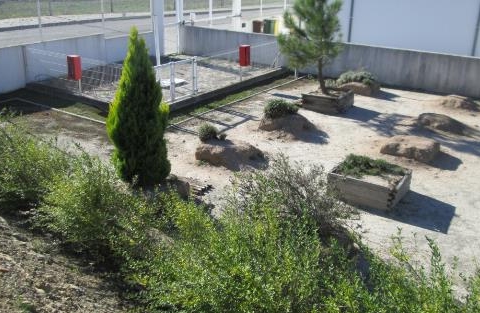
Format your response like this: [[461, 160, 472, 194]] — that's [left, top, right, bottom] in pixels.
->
[[337, 70, 378, 87], [198, 123, 218, 142], [264, 99, 299, 119], [218, 133, 227, 140], [337, 154, 405, 178]]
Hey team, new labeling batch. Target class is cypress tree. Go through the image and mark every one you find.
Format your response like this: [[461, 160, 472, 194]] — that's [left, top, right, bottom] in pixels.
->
[[278, 0, 343, 94], [106, 27, 170, 187]]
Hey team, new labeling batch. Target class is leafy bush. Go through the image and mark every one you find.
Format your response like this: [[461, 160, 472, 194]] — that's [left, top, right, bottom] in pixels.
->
[[227, 154, 353, 236], [337, 70, 378, 87], [36, 154, 160, 266], [138, 195, 323, 312], [264, 99, 299, 119], [198, 123, 218, 142], [0, 121, 69, 212], [337, 154, 405, 178]]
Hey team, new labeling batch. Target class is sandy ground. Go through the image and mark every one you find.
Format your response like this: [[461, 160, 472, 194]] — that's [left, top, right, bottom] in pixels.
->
[[10, 78, 480, 284]]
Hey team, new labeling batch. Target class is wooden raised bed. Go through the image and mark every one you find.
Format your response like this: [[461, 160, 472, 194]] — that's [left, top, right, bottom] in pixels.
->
[[301, 89, 354, 114], [328, 165, 412, 211]]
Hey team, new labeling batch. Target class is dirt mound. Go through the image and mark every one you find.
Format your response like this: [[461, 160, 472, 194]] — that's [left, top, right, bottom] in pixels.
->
[[338, 82, 380, 97], [258, 114, 313, 139], [432, 95, 479, 111], [380, 135, 440, 163], [417, 113, 469, 136], [195, 139, 266, 171]]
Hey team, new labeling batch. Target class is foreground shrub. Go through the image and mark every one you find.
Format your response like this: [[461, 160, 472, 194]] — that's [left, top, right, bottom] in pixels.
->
[[228, 154, 353, 236], [198, 123, 218, 142], [139, 195, 323, 312], [0, 121, 69, 212], [36, 154, 160, 265], [337, 70, 378, 87], [264, 99, 299, 119]]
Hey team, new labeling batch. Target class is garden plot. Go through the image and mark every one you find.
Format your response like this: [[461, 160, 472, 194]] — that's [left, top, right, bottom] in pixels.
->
[[5, 78, 480, 282]]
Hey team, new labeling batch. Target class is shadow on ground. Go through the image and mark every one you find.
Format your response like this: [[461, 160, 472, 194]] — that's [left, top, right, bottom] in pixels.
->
[[364, 191, 456, 234]]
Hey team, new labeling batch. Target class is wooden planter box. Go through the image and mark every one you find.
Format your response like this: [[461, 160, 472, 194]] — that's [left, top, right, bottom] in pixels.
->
[[328, 165, 412, 211], [301, 89, 354, 114]]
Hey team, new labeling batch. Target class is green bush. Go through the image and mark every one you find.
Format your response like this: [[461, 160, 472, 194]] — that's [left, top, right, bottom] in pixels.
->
[[337, 70, 378, 87], [36, 154, 160, 266], [198, 123, 218, 142], [337, 154, 405, 178], [138, 195, 323, 312], [107, 27, 170, 187], [228, 154, 353, 236], [264, 99, 299, 119], [0, 121, 69, 212]]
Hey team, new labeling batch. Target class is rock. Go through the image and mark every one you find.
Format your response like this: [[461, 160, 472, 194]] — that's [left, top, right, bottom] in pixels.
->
[[417, 113, 469, 136], [259, 114, 312, 133], [195, 139, 265, 171], [0, 216, 9, 230], [432, 95, 479, 111], [338, 82, 380, 97], [380, 135, 440, 163], [0, 266, 9, 273], [12, 232, 28, 242], [35, 287, 47, 296]]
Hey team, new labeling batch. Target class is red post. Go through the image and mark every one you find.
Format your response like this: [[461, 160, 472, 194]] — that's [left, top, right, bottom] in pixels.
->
[[239, 45, 251, 67], [67, 55, 82, 80]]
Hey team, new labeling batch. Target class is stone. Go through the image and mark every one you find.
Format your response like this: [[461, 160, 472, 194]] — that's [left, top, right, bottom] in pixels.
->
[[380, 135, 440, 163], [195, 139, 265, 171], [417, 113, 469, 136], [432, 95, 479, 111], [338, 82, 380, 97], [259, 114, 312, 133]]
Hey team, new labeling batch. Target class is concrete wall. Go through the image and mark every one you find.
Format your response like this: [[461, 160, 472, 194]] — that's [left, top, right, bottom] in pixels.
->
[[182, 26, 480, 98], [339, 0, 480, 57], [0, 46, 26, 94], [0, 31, 155, 94]]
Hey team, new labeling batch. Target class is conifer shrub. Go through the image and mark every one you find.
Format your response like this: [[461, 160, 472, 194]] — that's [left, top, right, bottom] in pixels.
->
[[198, 123, 218, 142], [263, 99, 299, 119], [107, 27, 170, 188]]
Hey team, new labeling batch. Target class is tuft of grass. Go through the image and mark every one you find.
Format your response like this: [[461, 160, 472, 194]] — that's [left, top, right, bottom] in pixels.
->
[[198, 123, 218, 142], [337, 154, 405, 178], [263, 99, 299, 119]]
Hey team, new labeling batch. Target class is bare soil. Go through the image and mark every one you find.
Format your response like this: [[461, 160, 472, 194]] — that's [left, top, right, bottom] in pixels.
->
[[5, 78, 480, 291]]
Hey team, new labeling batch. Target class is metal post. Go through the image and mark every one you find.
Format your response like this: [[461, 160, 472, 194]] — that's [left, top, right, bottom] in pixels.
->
[[239, 66, 243, 82], [36, 0, 43, 40], [347, 0, 355, 42], [100, 0, 105, 35], [284, 0, 287, 11], [232, 0, 242, 31], [169, 62, 175, 102], [192, 57, 198, 95], [153, 17, 161, 66], [78, 79, 82, 94], [294, 68, 297, 79], [260, 0, 263, 18], [471, 1, 480, 56], [209, 0, 213, 26], [48, 0, 52, 16], [176, 0, 184, 54], [151, 0, 165, 57]]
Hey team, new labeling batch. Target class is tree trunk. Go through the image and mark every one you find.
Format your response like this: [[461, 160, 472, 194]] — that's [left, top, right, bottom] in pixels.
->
[[317, 60, 328, 95]]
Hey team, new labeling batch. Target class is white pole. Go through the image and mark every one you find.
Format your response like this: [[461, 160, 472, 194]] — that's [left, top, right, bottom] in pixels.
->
[[151, 0, 165, 58], [232, 0, 242, 31], [36, 0, 43, 40], [284, 0, 287, 11], [209, 0, 213, 26], [100, 0, 105, 34], [175, 0, 184, 54], [260, 0, 263, 18], [170, 62, 175, 102]]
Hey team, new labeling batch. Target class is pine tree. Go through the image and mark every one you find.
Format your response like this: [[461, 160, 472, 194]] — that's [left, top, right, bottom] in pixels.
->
[[106, 27, 170, 187], [278, 0, 343, 94]]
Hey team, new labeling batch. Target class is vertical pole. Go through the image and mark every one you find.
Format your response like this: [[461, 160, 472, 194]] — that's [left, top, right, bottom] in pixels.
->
[[176, 0, 184, 54], [48, 0, 52, 16], [78, 80, 82, 94], [192, 57, 198, 95], [471, 1, 480, 56], [110, 0, 113, 12], [209, 0, 213, 26], [347, 0, 355, 42], [283, 0, 287, 11], [151, 0, 165, 57], [170, 62, 175, 102], [36, 0, 43, 40], [232, 0, 242, 31], [100, 0, 105, 35], [260, 0, 263, 18], [239, 66, 243, 82]]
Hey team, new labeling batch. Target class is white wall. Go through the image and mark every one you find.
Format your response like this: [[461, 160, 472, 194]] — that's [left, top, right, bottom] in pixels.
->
[[106, 32, 155, 63], [0, 46, 26, 93], [341, 0, 480, 56]]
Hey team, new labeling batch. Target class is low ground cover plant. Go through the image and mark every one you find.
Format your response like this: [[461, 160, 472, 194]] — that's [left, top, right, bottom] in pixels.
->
[[198, 123, 218, 142], [337, 70, 378, 87], [264, 99, 299, 119], [337, 154, 406, 178]]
